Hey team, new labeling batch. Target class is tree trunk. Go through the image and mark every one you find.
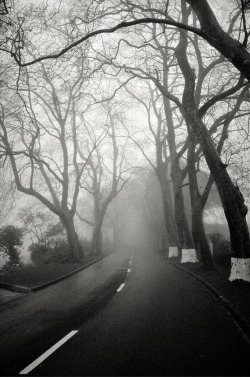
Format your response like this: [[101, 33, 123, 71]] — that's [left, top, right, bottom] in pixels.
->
[[191, 201, 213, 269], [175, 12, 250, 277], [91, 224, 103, 255], [186, 0, 250, 81], [187, 136, 214, 269], [175, 186, 194, 249], [158, 175, 180, 249], [163, 78, 193, 251], [196, 122, 250, 258], [61, 214, 82, 261]]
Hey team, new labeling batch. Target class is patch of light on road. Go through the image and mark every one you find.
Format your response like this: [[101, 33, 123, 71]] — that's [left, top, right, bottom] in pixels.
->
[[19, 330, 78, 375]]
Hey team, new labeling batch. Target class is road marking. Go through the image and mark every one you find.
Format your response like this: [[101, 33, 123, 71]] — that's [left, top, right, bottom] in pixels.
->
[[19, 330, 78, 375], [128, 269, 131, 272], [117, 283, 125, 292], [129, 260, 132, 264]]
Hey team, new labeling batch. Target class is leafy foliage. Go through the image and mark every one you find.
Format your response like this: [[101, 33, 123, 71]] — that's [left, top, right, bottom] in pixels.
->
[[0, 225, 23, 265], [28, 243, 50, 265], [45, 240, 68, 263], [29, 239, 71, 264], [45, 222, 66, 244]]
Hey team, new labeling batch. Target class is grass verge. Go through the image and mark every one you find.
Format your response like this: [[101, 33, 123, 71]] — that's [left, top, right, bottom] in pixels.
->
[[0, 255, 100, 288]]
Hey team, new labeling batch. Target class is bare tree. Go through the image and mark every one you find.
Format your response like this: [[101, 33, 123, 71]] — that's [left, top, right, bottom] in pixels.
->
[[77, 103, 133, 254], [6, 0, 250, 83], [0, 46, 104, 260], [124, 84, 180, 252]]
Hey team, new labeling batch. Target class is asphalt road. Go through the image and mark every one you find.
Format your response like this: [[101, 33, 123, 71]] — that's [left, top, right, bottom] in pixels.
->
[[1, 246, 250, 376]]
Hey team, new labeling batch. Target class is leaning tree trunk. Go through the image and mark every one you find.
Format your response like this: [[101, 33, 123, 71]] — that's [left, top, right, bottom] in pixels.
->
[[187, 136, 214, 269], [61, 214, 82, 261], [197, 123, 250, 278], [187, 119, 250, 275], [175, 14, 250, 280]]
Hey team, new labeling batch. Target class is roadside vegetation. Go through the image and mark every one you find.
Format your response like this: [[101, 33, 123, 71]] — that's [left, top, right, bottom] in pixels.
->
[[0, 224, 111, 288]]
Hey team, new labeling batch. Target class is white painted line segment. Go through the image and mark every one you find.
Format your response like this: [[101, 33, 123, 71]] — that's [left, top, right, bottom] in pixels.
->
[[128, 269, 131, 272], [117, 283, 125, 292], [19, 330, 78, 375]]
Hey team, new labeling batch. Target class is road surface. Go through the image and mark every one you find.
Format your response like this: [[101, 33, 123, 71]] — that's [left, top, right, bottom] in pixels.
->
[[0, 246, 250, 376]]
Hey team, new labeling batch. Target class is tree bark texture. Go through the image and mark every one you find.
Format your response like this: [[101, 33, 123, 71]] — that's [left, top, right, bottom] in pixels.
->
[[163, 91, 193, 250], [187, 137, 214, 269], [61, 214, 83, 261], [186, 0, 250, 81], [91, 224, 103, 255], [195, 122, 250, 258], [157, 167, 180, 248], [175, 187, 194, 249]]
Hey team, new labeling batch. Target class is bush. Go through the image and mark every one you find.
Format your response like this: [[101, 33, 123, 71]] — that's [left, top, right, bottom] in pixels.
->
[[0, 225, 23, 265], [45, 239, 69, 263], [29, 243, 50, 265], [29, 239, 69, 264], [208, 232, 231, 266]]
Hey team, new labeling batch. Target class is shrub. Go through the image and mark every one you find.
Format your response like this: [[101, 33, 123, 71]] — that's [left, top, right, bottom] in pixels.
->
[[29, 243, 50, 265], [0, 225, 23, 265], [45, 239, 69, 263]]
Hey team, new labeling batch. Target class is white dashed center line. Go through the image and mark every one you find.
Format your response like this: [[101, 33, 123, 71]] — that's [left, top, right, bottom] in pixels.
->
[[117, 283, 125, 292], [128, 269, 131, 272], [19, 330, 78, 375]]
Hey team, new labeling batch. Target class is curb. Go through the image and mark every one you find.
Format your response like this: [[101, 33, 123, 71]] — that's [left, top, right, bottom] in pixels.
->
[[157, 254, 250, 345], [0, 252, 114, 293]]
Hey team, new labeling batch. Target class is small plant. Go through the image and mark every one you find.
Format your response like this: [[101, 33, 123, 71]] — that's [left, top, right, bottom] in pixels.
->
[[0, 225, 23, 265]]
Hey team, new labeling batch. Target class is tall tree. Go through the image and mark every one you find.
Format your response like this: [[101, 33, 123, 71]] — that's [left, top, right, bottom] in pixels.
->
[[77, 103, 133, 254], [125, 84, 180, 253], [0, 46, 104, 260]]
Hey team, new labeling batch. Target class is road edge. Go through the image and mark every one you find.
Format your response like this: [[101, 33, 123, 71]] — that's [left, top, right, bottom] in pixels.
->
[[0, 251, 114, 293], [157, 254, 250, 346]]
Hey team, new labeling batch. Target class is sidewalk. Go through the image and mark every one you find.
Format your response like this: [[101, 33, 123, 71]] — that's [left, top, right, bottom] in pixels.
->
[[167, 259, 250, 339]]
